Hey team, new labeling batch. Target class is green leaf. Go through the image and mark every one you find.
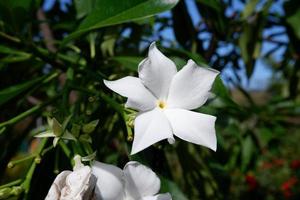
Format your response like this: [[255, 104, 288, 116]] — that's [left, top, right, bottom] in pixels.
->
[[0, 45, 30, 56], [111, 56, 143, 71], [71, 123, 81, 137], [62, 115, 72, 131], [82, 119, 99, 134], [166, 47, 206, 65], [81, 151, 97, 161], [196, 0, 222, 12], [79, 134, 92, 143], [62, 131, 77, 141], [212, 76, 239, 108], [62, 0, 179, 44], [241, 135, 254, 172], [239, 1, 272, 77], [74, 0, 96, 19], [212, 76, 230, 99], [287, 9, 300, 39], [0, 0, 33, 31], [52, 118, 63, 137], [0, 54, 31, 63], [0, 76, 44, 107], [170, 56, 186, 69], [160, 177, 188, 200], [34, 131, 56, 138]]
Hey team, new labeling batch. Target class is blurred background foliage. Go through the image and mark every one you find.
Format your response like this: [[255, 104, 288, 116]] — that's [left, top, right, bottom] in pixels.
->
[[0, 0, 299, 199]]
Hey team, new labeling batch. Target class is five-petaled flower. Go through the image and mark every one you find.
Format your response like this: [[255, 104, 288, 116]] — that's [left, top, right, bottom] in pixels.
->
[[104, 42, 219, 154], [45, 156, 171, 200], [92, 161, 171, 200]]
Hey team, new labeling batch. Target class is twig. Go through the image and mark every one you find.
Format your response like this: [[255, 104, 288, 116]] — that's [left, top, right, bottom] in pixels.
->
[[37, 8, 57, 53]]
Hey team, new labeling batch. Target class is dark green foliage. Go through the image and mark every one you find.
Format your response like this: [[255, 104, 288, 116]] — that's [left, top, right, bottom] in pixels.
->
[[0, 0, 299, 199]]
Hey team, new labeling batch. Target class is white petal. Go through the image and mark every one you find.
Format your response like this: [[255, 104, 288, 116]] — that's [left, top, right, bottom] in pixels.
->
[[104, 76, 156, 111], [138, 42, 177, 100], [167, 60, 219, 110], [164, 109, 217, 151], [92, 161, 125, 200], [123, 161, 160, 199], [45, 171, 72, 200], [143, 193, 173, 200], [131, 109, 174, 154], [60, 166, 92, 199]]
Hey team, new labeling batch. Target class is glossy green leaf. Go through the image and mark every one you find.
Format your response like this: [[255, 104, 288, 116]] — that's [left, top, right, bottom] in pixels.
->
[[74, 0, 96, 19], [63, 0, 179, 43]]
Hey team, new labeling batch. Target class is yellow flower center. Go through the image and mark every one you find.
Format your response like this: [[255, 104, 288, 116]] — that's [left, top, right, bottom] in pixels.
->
[[157, 100, 167, 109]]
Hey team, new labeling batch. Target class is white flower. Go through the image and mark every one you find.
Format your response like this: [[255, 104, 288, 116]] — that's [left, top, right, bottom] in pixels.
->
[[45, 157, 171, 200], [45, 155, 96, 200], [92, 161, 172, 200], [104, 42, 219, 154]]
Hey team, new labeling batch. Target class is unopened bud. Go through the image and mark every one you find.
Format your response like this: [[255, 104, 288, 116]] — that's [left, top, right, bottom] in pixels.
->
[[127, 135, 133, 142], [88, 96, 95, 102], [86, 110, 92, 115], [7, 162, 14, 168], [34, 156, 41, 164]]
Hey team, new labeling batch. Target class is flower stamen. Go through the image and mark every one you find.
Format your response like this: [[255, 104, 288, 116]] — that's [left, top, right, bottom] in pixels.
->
[[157, 100, 167, 109]]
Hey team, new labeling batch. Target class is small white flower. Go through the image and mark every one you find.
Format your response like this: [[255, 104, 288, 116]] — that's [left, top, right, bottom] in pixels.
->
[[92, 161, 172, 200], [45, 155, 96, 200], [104, 42, 219, 154]]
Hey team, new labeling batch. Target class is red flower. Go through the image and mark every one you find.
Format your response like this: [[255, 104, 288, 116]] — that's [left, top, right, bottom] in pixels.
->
[[290, 160, 300, 170], [245, 174, 258, 191], [281, 177, 298, 199]]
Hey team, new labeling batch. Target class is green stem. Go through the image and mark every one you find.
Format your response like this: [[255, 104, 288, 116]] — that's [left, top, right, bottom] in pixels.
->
[[89, 33, 96, 59], [70, 85, 124, 114], [41, 145, 54, 156], [7, 155, 35, 168], [21, 138, 48, 198], [0, 179, 22, 190], [59, 140, 72, 159], [0, 31, 21, 43]]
